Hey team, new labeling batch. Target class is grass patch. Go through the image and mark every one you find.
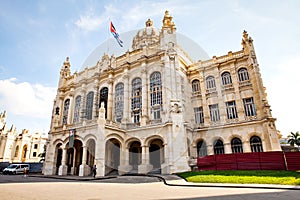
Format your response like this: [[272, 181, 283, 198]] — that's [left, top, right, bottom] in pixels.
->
[[177, 170, 300, 185]]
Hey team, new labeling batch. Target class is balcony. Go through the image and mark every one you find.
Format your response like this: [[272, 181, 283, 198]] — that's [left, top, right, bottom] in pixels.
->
[[238, 80, 252, 91], [221, 84, 234, 94], [205, 88, 218, 98]]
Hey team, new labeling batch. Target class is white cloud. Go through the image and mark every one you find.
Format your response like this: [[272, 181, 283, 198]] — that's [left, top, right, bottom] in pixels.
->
[[75, 14, 103, 31], [73, 1, 199, 33], [0, 78, 56, 118]]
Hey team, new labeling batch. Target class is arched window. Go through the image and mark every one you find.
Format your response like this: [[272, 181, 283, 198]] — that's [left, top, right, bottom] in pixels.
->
[[206, 76, 216, 89], [99, 87, 108, 118], [197, 140, 207, 157], [192, 79, 201, 94], [221, 72, 232, 85], [73, 95, 81, 123], [86, 91, 94, 120], [114, 83, 124, 123], [214, 139, 224, 155], [62, 99, 70, 125], [150, 72, 162, 120], [250, 136, 263, 152], [231, 137, 243, 153], [238, 68, 249, 82], [14, 145, 19, 157], [131, 78, 142, 123]]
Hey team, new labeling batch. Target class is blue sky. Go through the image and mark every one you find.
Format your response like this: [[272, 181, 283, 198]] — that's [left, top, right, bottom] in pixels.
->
[[0, 0, 299, 136]]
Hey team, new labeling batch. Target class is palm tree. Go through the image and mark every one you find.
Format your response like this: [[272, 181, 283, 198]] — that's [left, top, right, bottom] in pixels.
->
[[287, 131, 300, 148]]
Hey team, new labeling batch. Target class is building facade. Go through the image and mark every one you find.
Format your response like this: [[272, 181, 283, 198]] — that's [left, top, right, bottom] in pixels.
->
[[43, 11, 281, 177], [0, 111, 47, 163]]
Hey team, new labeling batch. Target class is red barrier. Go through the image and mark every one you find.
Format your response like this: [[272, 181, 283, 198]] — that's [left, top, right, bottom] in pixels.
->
[[284, 152, 300, 171], [197, 151, 297, 171]]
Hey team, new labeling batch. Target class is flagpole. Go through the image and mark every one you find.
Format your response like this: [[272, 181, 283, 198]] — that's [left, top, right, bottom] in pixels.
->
[[107, 17, 110, 55]]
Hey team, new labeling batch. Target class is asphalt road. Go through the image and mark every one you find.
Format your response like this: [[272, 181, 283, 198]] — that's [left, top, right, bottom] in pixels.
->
[[0, 174, 299, 200]]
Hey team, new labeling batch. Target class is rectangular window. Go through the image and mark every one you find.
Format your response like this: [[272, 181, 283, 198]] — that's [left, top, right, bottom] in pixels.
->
[[209, 104, 220, 122], [33, 152, 37, 157], [243, 97, 256, 116], [194, 107, 204, 124], [226, 101, 238, 119], [152, 106, 161, 120], [34, 144, 38, 149]]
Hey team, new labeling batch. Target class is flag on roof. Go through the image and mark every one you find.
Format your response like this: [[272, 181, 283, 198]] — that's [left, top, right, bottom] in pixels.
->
[[110, 21, 123, 47]]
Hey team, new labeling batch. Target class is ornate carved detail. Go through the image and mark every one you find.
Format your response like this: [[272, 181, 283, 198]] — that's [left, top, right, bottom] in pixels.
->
[[162, 10, 176, 32], [132, 18, 160, 50]]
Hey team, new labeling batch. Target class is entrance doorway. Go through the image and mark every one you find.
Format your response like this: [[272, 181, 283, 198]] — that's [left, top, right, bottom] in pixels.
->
[[55, 144, 62, 175], [129, 141, 141, 171], [149, 139, 164, 173], [105, 139, 121, 175]]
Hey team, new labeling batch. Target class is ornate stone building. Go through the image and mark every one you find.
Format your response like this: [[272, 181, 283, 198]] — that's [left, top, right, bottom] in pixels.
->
[[0, 111, 47, 163], [43, 11, 281, 177]]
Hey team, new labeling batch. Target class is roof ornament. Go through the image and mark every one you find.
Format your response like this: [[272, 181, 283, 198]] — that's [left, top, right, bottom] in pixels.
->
[[162, 10, 176, 32], [146, 19, 153, 27]]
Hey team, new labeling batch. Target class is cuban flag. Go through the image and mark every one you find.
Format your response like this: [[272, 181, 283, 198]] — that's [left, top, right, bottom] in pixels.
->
[[110, 21, 123, 47], [69, 129, 75, 148]]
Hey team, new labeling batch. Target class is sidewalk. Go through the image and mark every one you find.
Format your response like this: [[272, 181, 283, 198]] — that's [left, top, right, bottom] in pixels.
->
[[29, 173, 300, 190]]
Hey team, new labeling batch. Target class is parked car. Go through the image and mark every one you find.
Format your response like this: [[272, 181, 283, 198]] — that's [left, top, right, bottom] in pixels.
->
[[2, 164, 30, 175]]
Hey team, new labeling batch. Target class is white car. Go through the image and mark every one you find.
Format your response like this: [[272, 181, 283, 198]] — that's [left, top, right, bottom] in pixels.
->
[[3, 164, 30, 175]]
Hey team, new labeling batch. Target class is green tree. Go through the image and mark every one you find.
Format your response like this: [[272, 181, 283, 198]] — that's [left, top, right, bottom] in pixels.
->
[[287, 131, 300, 147]]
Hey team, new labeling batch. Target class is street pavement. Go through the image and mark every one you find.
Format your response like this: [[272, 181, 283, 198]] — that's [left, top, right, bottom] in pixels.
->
[[0, 173, 300, 200]]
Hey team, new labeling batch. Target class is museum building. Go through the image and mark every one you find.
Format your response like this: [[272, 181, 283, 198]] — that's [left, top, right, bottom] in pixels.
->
[[43, 11, 281, 177]]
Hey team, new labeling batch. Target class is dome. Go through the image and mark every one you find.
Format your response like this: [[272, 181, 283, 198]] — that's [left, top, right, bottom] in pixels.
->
[[132, 19, 160, 50], [81, 22, 209, 70]]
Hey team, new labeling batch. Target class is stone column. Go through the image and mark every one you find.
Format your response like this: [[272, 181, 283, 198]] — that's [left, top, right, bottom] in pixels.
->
[[71, 148, 76, 175], [107, 78, 113, 121], [141, 66, 148, 126], [93, 84, 99, 119], [94, 131, 105, 177], [58, 148, 68, 175], [243, 140, 252, 153], [122, 73, 129, 123], [118, 147, 132, 175], [67, 94, 74, 124], [199, 75, 210, 126], [79, 146, 90, 176], [58, 95, 64, 125], [161, 144, 169, 174], [207, 144, 214, 156], [138, 145, 152, 174], [80, 89, 86, 124], [224, 142, 232, 154]]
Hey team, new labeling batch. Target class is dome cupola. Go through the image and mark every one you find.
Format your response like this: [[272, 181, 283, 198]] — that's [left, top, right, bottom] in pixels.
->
[[132, 19, 160, 50]]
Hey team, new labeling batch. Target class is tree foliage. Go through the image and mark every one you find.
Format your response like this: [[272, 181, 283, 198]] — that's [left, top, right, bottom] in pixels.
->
[[287, 131, 300, 147]]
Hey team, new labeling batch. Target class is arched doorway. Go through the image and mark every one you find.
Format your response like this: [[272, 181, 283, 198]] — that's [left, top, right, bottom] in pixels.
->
[[86, 139, 96, 170], [54, 143, 62, 175], [21, 145, 28, 162], [149, 139, 164, 174], [105, 138, 121, 175], [65, 139, 84, 175], [129, 141, 141, 171]]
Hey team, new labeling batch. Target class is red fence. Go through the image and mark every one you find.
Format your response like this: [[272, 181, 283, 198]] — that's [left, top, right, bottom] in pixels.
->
[[285, 152, 300, 171], [197, 151, 300, 171]]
